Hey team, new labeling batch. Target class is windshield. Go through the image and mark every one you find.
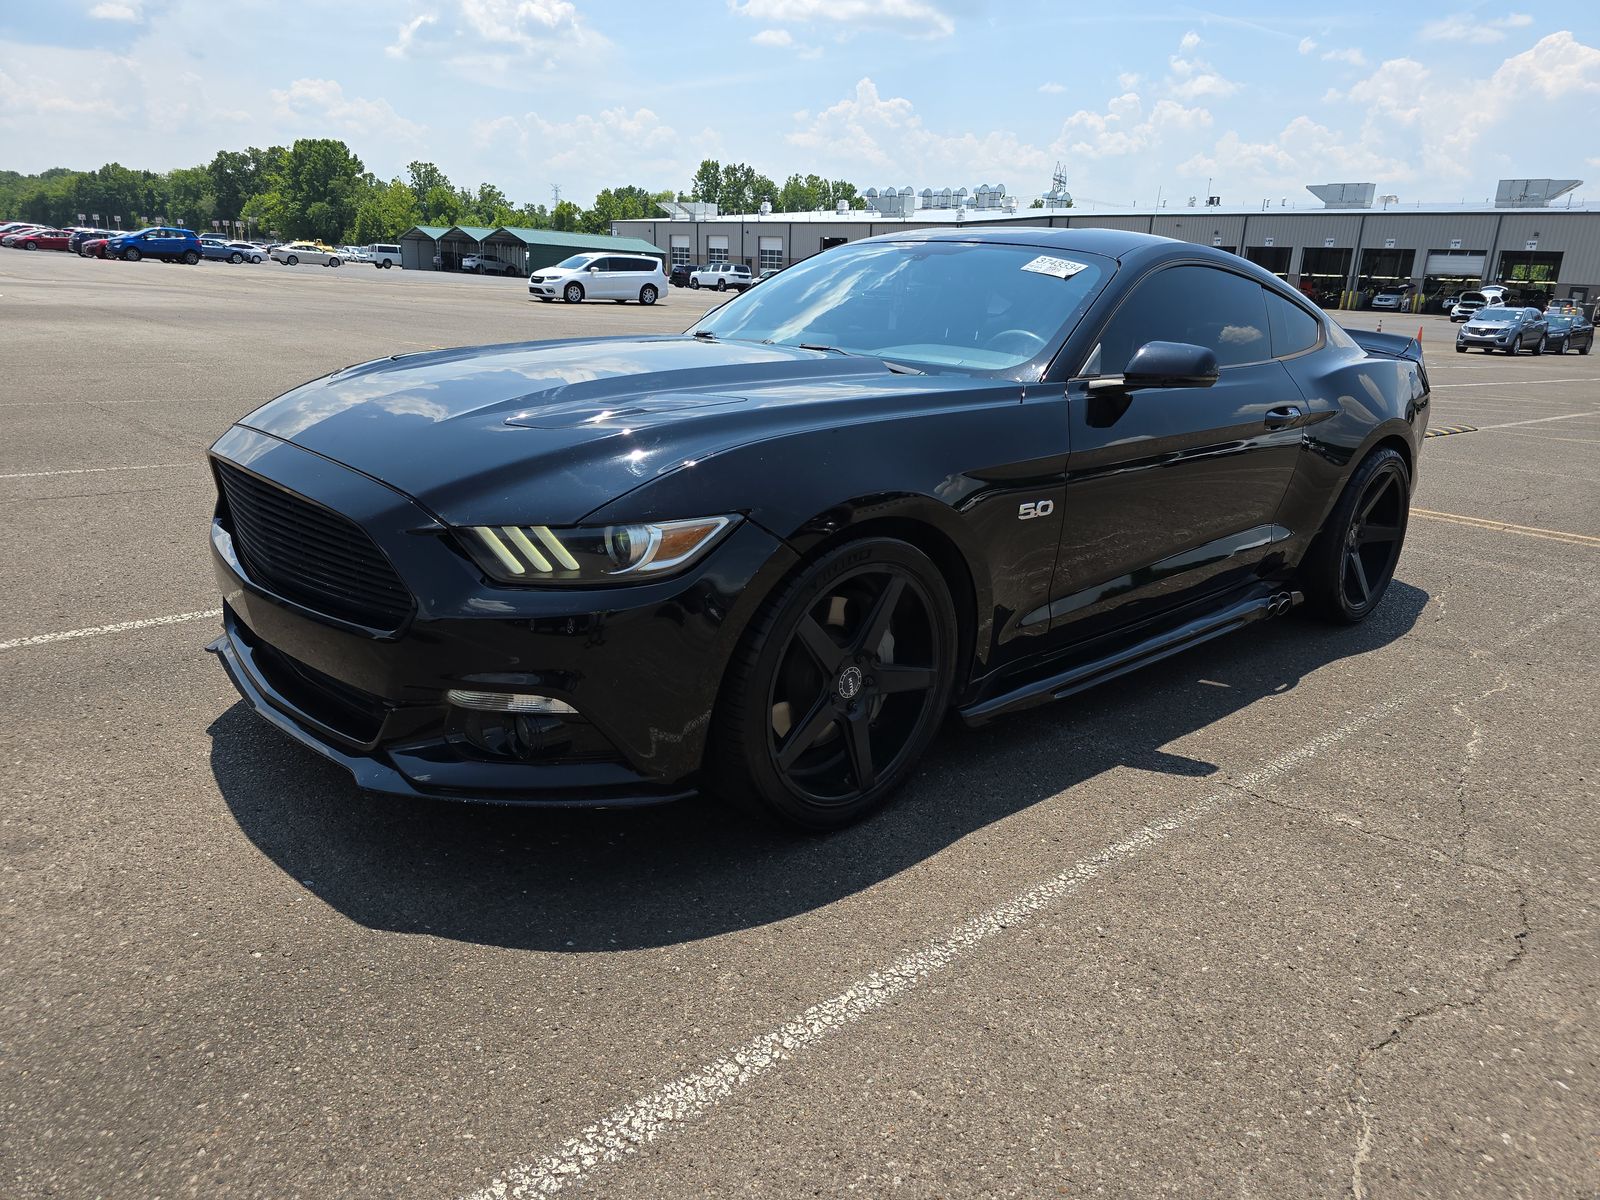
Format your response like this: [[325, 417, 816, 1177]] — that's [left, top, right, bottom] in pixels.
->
[[1474, 307, 1516, 321], [553, 254, 596, 270], [688, 239, 1109, 375]]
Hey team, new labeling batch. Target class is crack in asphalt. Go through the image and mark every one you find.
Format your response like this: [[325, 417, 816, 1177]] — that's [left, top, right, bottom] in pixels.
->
[[1344, 884, 1531, 1199]]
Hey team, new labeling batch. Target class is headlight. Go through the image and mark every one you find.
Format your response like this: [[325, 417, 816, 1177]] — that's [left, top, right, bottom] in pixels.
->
[[459, 516, 738, 585]]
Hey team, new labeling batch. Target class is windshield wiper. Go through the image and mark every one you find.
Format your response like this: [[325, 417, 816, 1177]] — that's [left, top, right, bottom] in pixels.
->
[[692, 330, 717, 340], [787, 342, 924, 375]]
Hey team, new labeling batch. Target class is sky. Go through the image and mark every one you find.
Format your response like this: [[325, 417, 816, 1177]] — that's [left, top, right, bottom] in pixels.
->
[[2, 1, 1598, 211]]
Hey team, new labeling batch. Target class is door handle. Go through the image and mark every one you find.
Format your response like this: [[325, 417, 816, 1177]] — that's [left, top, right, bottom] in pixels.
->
[[1264, 405, 1303, 429]]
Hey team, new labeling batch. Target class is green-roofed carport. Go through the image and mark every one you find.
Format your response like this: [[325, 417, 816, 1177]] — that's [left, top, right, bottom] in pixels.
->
[[481, 227, 666, 275], [397, 224, 667, 275], [396, 225, 454, 271]]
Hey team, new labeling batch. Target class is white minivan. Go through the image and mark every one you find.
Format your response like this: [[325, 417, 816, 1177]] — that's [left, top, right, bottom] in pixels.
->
[[528, 252, 668, 305]]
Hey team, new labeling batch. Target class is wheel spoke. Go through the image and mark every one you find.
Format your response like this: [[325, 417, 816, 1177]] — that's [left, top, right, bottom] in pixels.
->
[[1359, 478, 1392, 520], [1359, 521, 1401, 546], [844, 711, 877, 789], [855, 574, 905, 656], [874, 664, 935, 694], [1347, 549, 1371, 603], [776, 694, 837, 770], [794, 615, 847, 674]]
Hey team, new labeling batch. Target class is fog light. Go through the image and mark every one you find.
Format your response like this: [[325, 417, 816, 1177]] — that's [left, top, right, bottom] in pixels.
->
[[446, 689, 577, 715]]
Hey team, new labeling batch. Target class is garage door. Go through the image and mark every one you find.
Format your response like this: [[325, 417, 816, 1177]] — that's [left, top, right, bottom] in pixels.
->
[[1424, 252, 1486, 276], [707, 235, 729, 265], [758, 236, 783, 271]]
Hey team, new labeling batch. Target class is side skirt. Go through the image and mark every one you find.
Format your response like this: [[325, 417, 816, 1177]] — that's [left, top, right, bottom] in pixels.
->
[[959, 586, 1303, 726]]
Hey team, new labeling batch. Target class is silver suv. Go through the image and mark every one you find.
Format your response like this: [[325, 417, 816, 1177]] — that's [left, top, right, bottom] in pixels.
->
[[528, 253, 669, 305]]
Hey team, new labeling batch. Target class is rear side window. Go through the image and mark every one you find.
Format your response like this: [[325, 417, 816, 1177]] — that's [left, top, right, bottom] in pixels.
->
[[1265, 290, 1321, 358], [1094, 264, 1271, 371]]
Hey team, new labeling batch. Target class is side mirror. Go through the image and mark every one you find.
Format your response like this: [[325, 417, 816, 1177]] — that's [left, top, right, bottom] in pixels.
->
[[588, 265, 601, 273], [1090, 340, 1220, 392]]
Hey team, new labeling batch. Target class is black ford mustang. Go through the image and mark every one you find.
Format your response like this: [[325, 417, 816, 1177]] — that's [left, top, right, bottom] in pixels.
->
[[207, 228, 1428, 829]]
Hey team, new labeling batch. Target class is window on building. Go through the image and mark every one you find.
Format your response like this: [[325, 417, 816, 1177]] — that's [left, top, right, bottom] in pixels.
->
[[707, 236, 730, 266], [758, 237, 783, 271], [670, 237, 690, 268]]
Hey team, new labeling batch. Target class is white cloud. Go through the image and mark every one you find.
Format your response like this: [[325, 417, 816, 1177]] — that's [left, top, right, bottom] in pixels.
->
[[1421, 12, 1534, 44], [271, 78, 426, 141], [751, 28, 793, 46], [1297, 36, 1317, 55], [729, 0, 955, 39], [1166, 55, 1238, 99], [1038, 81, 1065, 94], [1489, 30, 1600, 99], [1321, 47, 1367, 66], [1117, 71, 1140, 89], [1058, 91, 1212, 159], [474, 105, 708, 191], [384, 0, 599, 67], [1179, 30, 1201, 51], [88, 2, 140, 20], [787, 77, 1049, 177]]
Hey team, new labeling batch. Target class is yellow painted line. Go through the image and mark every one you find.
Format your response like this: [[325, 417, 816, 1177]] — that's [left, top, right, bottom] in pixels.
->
[[1412, 508, 1600, 548]]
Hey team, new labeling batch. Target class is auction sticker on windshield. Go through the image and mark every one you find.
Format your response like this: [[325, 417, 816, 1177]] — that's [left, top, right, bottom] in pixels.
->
[[1021, 255, 1090, 279]]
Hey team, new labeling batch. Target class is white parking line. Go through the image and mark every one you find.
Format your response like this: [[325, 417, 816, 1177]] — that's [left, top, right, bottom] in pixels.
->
[[461, 691, 1415, 1200], [0, 462, 197, 480], [1429, 377, 1600, 389], [1473, 412, 1600, 431], [0, 609, 221, 651]]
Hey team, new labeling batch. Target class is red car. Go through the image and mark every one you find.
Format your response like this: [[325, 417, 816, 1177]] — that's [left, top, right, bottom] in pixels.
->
[[12, 228, 70, 251], [82, 237, 113, 259]]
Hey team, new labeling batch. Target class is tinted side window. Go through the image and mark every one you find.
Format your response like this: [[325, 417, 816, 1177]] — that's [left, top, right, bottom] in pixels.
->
[[1095, 264, 1271, 372], [1265, 290, 1321, 358], [630, 257, 658, 273]]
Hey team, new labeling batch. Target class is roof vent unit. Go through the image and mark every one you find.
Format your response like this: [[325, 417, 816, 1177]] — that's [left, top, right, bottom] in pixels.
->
[[1495, 178, 1581, 208], [758, 200, 772, 215], [836, 199, 850, 214], [973, 184, 1008, 210], [656, 200, 719, 220], [1306, 183, 1376, 209]]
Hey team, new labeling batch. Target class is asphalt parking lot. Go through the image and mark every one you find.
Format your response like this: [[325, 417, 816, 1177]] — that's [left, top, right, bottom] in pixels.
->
[[2, 251, 1596, 1200]]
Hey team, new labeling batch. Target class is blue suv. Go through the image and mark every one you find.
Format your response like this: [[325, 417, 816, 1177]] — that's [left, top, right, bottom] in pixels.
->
[[108, 226, 203, 264]]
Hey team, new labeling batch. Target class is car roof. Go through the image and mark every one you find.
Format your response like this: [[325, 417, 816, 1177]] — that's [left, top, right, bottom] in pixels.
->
[[856, 224, 1179, 262]]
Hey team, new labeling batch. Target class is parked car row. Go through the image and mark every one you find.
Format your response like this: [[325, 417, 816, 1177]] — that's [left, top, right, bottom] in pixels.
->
[[1455, 305, 1593, 355], [2, 220, 405, 270]]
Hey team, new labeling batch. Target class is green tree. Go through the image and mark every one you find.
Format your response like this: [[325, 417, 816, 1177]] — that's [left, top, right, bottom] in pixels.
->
[[549, 199, 583, 231], [260, 138, 365, 242], [582, 184, 658, 233], [351, 177, 422, 243], [407, 161, 451, 203], [164, 166, 216, 229]]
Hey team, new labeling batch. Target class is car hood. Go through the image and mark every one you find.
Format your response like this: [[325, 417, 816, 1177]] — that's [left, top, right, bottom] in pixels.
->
[[236, 336, 1003, 526]]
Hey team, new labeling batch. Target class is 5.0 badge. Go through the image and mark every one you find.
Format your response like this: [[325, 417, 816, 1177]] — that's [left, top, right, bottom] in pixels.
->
[[1018, 500, 1055, 520]]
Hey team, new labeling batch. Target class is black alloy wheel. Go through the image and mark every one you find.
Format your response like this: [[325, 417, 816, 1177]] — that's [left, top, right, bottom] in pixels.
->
[[711, 538, 957, 829], [1301, 447, 1410, 624]]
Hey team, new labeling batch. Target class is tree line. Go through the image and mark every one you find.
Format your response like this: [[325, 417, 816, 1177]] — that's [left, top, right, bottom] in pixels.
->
[[0, 141, 869, 244]]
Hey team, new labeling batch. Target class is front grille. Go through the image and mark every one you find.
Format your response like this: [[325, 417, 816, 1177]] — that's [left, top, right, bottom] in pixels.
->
[[214, 460, 414, 629]]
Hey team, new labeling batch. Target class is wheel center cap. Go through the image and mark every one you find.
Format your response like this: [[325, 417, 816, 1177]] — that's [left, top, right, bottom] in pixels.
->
[[836, 665, 864, 701]]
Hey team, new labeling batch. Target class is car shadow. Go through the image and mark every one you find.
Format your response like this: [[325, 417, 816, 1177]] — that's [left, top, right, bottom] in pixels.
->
[[210, 582, 1428, 952]]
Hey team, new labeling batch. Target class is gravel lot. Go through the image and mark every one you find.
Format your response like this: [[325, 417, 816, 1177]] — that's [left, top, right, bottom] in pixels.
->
[[2, 251, 1596, 1200]]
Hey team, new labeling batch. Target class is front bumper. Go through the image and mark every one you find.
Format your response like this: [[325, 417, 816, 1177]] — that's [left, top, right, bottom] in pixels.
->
[[1456, 331, 1514, 349], [207, 427, 796, 806]]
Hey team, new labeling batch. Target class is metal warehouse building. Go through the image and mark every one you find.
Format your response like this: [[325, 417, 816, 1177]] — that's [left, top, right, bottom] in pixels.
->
[[397, 225, 666, 274], [613, 180, 1600, 313]]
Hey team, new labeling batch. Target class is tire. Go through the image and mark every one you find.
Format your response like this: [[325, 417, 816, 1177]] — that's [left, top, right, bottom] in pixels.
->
[[182, 250, 199, 265], [1553, 337, 1567, 355], [23, 241, 36, 250], [563, 282, 584, 303], [1532, 335, 1545, 355], [716, 279, 727, 291], [505, 264, 518, 276], [708, 537, 958, 831], [1455, 345, 1466, 353], [639, 284, 658, 306], [123, 248, 141, 262], [328, 257, 340, 268], [229, 251, 243, 264], [1580, 338, 1591, 356], [1298, 447, 1410, 625], [689, 279, 699, 289], [286, 254, 298, 266]]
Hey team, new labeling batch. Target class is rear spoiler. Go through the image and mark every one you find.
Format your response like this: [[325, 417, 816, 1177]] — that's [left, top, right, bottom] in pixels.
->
[[1342, 327, 1424, 365]]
